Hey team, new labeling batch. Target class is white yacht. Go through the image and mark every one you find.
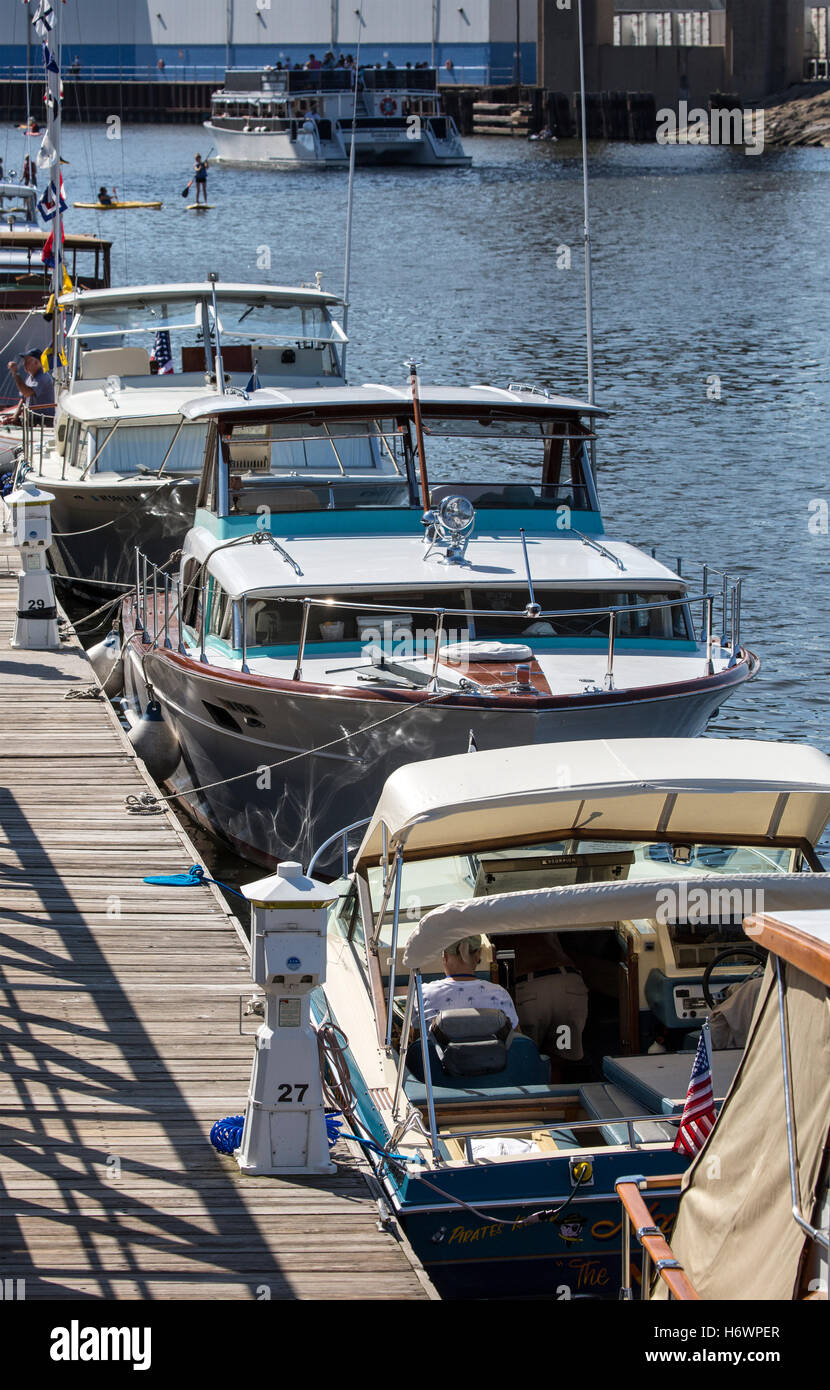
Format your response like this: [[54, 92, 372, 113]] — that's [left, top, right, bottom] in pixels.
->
[[14, 278, 347, 594], [121, 382, 757, 869], [206, 67, 470, 169]]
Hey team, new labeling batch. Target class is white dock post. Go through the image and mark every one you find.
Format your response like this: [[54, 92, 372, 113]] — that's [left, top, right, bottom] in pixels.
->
[[236, 862, 338, 1176], [7, 482, 60, 650]]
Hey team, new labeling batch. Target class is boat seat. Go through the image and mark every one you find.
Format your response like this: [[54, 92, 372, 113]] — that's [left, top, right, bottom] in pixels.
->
[[406, 1012, 549, 1090], [579, 1082, 677, 1146], [405, 1076, 572, 1108], [80, 346, 150, 379], [601, 1050, 743, 1116]]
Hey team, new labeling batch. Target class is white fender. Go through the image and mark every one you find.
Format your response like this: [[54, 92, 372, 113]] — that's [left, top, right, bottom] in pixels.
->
[[127, 699, 180, 783], [88, 628, 124, 697]]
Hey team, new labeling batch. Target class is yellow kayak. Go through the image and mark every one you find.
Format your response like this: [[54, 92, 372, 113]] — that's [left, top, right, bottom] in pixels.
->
[[73, 200, 163, 210]]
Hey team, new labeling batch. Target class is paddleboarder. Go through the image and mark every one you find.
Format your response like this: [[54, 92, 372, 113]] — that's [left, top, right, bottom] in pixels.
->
[[188, 152, 208, 205]]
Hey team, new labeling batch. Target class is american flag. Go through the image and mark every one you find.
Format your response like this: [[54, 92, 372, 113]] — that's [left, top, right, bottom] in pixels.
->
[[673, 1021, 716, 1157], [152, 331, 174, 375]]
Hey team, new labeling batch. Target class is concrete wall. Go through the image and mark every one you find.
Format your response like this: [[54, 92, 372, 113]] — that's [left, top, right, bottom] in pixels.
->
[[538, 0, 803, 100], [537, 0, 615, 89], [725, 0, 804, 99], [596, 44, 726, 108]]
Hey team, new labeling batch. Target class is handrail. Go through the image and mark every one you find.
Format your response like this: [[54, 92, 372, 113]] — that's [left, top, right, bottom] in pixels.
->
[[306, 816, 371, 877], [616, 1177, 700, 1301], [136, 550, 743, 686]]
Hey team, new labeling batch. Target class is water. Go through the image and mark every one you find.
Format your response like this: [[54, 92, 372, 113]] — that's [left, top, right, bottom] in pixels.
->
[[8, 122, 829, 868]]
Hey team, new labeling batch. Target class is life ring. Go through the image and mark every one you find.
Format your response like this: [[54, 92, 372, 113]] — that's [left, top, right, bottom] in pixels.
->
[[380, 97, 398, 116]]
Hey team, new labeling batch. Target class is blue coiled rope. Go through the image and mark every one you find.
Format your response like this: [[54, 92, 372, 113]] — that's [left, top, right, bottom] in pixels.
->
[[144, 863, 246, 898], [210, 1115, 245, 1154], [210, 1111, 345, 1156]]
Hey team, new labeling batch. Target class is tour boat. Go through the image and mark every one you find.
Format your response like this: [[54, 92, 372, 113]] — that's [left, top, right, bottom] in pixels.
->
[[205, 66, 470, 169], [14, 278, 347, 595], [121, 380, 758, 869], [305, 736, 830, 1297]]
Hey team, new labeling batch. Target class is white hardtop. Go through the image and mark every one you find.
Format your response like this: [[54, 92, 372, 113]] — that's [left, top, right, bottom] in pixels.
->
[[178, 381, 608, 423], [57, 383, 220, 427], [192, 525, 680, 599], [59, 280, 344, 311], [355, 738, 830, 869]]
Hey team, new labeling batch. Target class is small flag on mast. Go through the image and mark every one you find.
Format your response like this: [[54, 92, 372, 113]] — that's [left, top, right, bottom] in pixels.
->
[[673, 1020, 716, 1157]]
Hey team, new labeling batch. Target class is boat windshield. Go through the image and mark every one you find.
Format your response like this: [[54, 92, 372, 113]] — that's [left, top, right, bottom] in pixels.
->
[[0, 187, 37, 225], [366, 839, 799, 932], [69, 298, 343, 345]]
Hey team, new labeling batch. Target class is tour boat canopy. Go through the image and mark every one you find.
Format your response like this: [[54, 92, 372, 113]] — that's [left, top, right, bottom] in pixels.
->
[[355, 738, 830, 871]]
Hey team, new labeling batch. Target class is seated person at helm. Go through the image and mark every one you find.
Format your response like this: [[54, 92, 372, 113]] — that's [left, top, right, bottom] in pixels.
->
[[418, 935, 518, 1031], [497, 931, 588, 1071]]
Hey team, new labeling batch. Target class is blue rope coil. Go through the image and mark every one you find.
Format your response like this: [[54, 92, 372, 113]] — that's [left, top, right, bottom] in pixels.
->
[[210, 1115, 245, 1155], [144, 863, 246, 898], [325, 1110, 344, 1149]]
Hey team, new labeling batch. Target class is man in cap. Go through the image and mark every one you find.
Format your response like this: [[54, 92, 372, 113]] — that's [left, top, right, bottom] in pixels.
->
[[4, 347, 55, 423]]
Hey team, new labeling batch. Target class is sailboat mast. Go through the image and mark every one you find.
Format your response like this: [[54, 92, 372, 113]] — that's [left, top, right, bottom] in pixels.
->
[[46, 0, 63, 381], [341, 5, 364, 380], [577, 0, 595, 407]]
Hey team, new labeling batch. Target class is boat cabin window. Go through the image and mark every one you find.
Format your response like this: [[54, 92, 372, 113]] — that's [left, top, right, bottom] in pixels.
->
[[235, 587, 691, 648], [224, 419, 402, 480], [79, 421, 207, 475]]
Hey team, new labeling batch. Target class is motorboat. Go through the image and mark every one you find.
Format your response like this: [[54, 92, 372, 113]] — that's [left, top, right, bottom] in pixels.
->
[[121, 380, 757, 868], [206, 66, 470, 169], [13, 278, 347, 595], [306, 736, 830, 1297]]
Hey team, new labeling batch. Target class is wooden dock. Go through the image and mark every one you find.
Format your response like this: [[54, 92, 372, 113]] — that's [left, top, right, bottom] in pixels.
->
[[0, 528, 434, 1300]]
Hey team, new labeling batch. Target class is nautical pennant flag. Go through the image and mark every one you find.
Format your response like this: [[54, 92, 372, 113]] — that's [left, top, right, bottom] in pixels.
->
[[151, 332, 174, 375], [41, 42, 60, 73], [673, 1020, 716, 1157], [36, 131, 56, 169], [36, 174, 66, 221], [32, 1, 56, 40]]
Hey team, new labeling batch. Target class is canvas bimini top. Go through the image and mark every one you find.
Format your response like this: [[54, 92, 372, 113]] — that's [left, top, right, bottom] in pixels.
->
[[355, 738, 830, 871]]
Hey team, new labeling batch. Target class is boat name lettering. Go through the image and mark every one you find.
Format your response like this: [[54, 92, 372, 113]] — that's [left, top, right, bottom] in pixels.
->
[[591, 1204, 672, 1242], [447, 1222, 505, 1245], [567, 1257, 610, 1291]]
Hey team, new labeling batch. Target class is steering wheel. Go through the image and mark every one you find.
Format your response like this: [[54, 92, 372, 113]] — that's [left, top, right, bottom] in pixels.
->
[[702, 945, 766, 1010]]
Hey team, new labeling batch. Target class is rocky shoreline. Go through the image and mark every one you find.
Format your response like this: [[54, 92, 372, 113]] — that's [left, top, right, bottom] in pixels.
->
[[763, 82, 830, 148]]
